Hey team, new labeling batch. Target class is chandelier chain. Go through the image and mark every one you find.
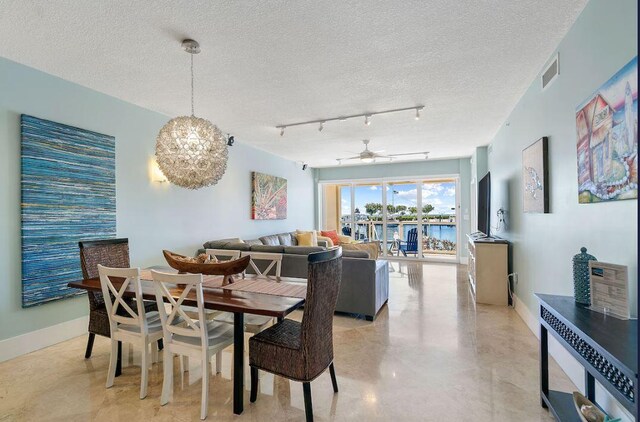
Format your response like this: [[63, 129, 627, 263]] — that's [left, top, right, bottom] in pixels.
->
[[190, 53, 195, 116]]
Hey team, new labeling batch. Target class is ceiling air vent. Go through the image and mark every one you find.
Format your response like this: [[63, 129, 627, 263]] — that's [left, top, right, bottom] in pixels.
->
[[541, 54, 559, 90]]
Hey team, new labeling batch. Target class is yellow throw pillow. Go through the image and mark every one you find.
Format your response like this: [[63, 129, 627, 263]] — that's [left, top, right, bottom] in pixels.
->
[[296, 232, 315, 246], [296, 229, 318, 245]]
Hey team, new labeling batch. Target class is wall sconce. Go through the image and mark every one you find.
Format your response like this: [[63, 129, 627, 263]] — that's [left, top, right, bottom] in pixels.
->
[[149, 157, 168, 183]]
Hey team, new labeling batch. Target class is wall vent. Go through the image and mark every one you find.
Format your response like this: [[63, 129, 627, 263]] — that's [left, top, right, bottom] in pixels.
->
[[541, 54, 559, 90]]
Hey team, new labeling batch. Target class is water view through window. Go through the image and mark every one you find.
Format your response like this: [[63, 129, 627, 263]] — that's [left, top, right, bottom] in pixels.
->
[[327, 179, 458, 258]]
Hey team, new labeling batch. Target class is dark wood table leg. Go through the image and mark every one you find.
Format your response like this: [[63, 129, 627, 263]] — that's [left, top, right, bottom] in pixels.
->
[[233, 312, 244, 415], [585, 370, 595, 402], [115, 341, 122, 377], [540, 323, 548, 408]]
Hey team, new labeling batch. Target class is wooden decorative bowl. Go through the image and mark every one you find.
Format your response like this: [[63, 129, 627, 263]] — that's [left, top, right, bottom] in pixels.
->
[[572, 391, 608, 422], [162, 250, 250, 285]]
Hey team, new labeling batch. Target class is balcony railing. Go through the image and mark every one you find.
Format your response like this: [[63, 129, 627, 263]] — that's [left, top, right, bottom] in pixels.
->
[[342, 219, 457, 256]]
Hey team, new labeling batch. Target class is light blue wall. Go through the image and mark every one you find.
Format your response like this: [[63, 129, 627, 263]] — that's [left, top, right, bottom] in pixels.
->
[[487, 3, 636, 418], [316, 158, 472, 257], [486, 0, 637, 319], [0, 57, 315, 341]]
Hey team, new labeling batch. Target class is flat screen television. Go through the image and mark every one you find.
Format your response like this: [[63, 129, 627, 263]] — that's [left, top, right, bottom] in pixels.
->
[[477, 172, 491, 236]]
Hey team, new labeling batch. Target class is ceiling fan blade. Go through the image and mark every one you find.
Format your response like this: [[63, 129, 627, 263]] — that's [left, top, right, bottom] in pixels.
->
[[388, 151, 429, 157], [373, 153, 392, 159], [337, 155, 362, 161]]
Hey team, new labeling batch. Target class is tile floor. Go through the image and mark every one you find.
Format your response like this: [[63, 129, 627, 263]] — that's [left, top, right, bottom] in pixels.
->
[[0, 262, 574, 421]]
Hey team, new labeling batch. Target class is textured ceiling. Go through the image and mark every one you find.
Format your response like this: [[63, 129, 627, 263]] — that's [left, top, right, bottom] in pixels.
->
[[0, 0, 587, 167]]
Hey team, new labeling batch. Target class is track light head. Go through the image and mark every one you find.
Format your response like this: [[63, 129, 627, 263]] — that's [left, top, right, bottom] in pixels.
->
[[318, 121, 324, 132], [302, 163, 308, 171], [364, 115, 371, 126], [280, 127, 285, 137], [227, 135, 235, 146]]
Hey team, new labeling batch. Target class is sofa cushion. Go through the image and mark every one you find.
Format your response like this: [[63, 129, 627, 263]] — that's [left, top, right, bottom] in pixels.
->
[[251, 245, 285, 253], [245, 239, 263, 246], [317, 235, 334, 247], [296, 232, 315, 246], [342, 250, 370, 259], [259, 234, 281, 246], [341, 242, 379, 260], [295, 230, 318, 245], [321, 230, 341, 245], [283, 246, 325, 255], [277, 233, 293, 246], [224, 242, 251, 251], [289, 232, 298, 246], [203, 237, 243, 249]]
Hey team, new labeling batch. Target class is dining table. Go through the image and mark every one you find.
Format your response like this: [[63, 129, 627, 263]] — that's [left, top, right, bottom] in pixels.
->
[[67, 266, 306, 415]]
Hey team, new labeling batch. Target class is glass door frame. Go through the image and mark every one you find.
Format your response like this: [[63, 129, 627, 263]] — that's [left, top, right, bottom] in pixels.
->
[[318, 174, 461, 262]]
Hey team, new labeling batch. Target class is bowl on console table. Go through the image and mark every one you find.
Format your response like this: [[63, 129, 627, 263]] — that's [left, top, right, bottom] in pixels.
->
[[162, 250, 250, 285]]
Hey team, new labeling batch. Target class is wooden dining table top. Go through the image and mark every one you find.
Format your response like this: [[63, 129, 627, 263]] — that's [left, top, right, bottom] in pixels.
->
[[67, 270, 306, 318]]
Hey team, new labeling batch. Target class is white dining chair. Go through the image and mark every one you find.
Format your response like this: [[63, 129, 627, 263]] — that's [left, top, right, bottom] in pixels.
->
[[97, 265, 164, 399], [215, 252, 282, 335], [151, 270, 234, 420], [205, 248, 241, 262], [241, 251, 282, 282]]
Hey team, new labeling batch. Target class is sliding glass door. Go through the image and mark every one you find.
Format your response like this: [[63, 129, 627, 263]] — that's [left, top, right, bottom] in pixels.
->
[[421, 180, 457, 258], [354, 182, 382, 242], [320, 177, 459, 261], [339, 185, 352, 237], [386, 181, 419, 258]]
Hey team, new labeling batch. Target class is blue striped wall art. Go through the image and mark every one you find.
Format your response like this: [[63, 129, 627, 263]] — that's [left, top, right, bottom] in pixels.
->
[[21, 115, 116, 307]]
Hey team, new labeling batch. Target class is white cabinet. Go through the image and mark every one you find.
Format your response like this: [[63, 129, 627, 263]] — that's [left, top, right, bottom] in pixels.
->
[[467, 235, 508, 306]]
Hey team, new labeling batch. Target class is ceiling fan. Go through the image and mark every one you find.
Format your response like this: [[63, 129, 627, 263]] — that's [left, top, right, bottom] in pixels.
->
[[336, 140, 429, 165]]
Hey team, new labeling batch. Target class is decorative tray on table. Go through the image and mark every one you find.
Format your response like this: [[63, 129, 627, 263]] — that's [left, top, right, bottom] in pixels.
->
[[162, 250, 250, 285]]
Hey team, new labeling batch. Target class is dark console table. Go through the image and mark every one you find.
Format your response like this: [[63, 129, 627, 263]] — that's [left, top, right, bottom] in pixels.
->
[[537, 294, 637, 421]]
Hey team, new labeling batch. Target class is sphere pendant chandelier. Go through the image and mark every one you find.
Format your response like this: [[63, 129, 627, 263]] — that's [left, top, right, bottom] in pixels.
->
[[155, 39, 228, 189]]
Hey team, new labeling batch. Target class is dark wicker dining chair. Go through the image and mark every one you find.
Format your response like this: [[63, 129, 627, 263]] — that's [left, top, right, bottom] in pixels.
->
[[79, 238, 159, 359], [249, 248, 342, 422]]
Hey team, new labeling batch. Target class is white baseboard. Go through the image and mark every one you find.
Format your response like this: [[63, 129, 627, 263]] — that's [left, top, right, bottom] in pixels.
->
[[512, 294, 633, 422], [0, 316, 88, 363], [459, 256, 469, 265]]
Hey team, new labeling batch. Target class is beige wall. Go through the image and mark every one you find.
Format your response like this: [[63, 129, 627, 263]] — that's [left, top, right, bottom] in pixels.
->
[[322, 184, 339, 231]]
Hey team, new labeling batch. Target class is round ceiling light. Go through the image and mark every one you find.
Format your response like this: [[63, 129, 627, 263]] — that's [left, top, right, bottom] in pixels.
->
[[155, 39, 228, 190]]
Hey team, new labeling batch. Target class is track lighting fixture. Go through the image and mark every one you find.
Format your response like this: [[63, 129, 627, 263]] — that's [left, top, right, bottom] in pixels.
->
[[227, 134, 235, 146], [302, 163, 308, 171], [275, 105, 423, 136]]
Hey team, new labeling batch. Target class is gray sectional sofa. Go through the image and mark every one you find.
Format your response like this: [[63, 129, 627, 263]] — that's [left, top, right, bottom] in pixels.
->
[[198, 232, 389, 321]]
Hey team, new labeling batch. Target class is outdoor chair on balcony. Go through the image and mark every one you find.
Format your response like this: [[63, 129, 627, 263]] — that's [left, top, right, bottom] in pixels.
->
[[398, 228, 419, 257], [341, 226, 352, 236]]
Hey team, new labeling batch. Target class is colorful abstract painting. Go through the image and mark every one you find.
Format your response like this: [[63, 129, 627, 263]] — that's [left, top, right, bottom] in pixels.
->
[[251, 172, 287, 220], [21, 115, 116, 307], [576, 56, 638, 203]]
